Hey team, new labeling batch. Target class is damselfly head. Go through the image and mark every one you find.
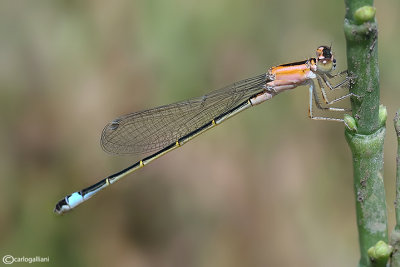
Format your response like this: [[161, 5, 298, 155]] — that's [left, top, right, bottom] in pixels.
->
[[315, 45, 336, 73]]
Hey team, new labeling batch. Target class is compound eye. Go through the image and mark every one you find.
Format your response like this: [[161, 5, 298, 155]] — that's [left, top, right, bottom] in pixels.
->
[[315, 46, 335, 72]]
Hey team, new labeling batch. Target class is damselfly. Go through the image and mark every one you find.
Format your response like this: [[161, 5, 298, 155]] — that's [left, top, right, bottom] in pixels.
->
[[54, 45, 355, 214]]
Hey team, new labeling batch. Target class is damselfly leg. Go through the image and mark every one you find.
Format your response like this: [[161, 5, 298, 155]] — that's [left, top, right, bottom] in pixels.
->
[[309, 72, 357, 122], [317, 71, 359, 105]]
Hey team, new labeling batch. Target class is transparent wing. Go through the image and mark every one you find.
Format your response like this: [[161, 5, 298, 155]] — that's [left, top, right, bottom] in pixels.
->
[[101, 74, 267, 155]]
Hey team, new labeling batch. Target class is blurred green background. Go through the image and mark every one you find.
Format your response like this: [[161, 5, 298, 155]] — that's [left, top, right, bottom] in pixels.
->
[[1, 0, 399, 266]]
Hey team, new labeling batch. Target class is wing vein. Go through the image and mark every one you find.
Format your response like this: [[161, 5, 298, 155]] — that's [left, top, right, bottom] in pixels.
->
[[101, 73, 267, 155]]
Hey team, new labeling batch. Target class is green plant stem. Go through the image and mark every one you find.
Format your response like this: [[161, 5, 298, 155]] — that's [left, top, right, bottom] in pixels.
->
[[394, 110, 400, 228], [345, 125, 388, 267], [344, 0, 379, 134], [344, 1, 388, 266], [391, 109, 400, 267]]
